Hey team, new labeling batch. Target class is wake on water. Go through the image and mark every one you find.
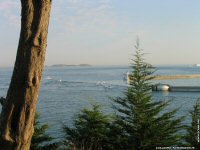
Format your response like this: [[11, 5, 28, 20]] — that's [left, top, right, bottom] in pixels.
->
[[43, 75, 126, 90]]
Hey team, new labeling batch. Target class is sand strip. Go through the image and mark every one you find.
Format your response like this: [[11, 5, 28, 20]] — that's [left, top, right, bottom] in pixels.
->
[[154, 74, 200, 80]]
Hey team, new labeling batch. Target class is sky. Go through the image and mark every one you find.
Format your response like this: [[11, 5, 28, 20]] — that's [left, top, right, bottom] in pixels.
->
[[0, 0, 200, 67]]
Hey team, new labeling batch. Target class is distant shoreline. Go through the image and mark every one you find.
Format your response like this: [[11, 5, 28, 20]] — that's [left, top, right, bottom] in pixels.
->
[[50, 64, 91, 67]]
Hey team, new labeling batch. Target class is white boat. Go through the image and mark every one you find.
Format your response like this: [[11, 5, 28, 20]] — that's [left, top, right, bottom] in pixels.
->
[[152, 84, 170, 91], [195, 64, 200, 67]]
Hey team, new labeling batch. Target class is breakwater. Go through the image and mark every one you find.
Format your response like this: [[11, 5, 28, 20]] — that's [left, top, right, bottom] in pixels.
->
[[169, 86, 200, 92], [152, 84, 200, 92]]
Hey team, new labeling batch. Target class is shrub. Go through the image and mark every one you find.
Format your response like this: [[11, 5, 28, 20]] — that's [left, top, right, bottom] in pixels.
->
[[184, 99, 200, 148], [63, 104, 110, 150], [31, 113, 59, 150]]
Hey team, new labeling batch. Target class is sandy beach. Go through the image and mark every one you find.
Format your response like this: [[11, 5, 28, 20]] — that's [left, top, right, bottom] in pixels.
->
[[154, 74, 200, 80]]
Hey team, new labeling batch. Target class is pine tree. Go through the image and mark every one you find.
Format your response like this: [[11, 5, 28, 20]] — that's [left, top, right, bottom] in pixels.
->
[[111, 39, 184, 150], [63, 104, 110, 150], [31, 113, 59, 150], [184, 99, 200, 148]]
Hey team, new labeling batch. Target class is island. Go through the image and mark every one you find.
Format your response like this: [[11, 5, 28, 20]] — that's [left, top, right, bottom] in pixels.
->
[[50, 64, 91, 67]]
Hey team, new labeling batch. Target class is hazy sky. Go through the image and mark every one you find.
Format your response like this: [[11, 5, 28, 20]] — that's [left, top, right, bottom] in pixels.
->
[[0, 0, 200, 67]]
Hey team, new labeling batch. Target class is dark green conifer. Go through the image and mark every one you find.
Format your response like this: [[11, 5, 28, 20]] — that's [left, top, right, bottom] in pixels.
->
[[63, 104, 110, 150], [184, 99, 200, 148], [31, 113, 59, 150], [111, 39, 184, 150]]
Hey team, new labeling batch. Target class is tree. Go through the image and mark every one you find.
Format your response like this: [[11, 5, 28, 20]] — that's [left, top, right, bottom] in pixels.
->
[[63, 104, 110, 150], [184, 99, 200, 148], [0, 1, 52, 149], [111, 39, 184, 150], [31, 113, 59, 150]]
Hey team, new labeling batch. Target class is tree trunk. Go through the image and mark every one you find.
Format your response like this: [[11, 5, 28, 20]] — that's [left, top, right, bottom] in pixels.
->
[[0, 0, 52, 149]]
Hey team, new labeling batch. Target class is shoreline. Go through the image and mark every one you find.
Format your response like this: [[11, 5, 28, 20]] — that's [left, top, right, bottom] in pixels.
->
[[154, 74, 200, 80]]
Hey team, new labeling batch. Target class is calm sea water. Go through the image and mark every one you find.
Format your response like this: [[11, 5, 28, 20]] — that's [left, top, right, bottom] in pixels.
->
[[1, 65, 200, 139]]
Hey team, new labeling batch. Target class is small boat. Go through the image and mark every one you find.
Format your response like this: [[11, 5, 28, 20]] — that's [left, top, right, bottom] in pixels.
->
[[152, 84, 170, 91], [195, 64, 200, 67]]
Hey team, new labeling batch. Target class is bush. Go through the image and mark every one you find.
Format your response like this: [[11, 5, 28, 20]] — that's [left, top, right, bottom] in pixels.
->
[[31, 113, 59, 150], [184, 99, 200, 148], [63, 104, 111, 150]]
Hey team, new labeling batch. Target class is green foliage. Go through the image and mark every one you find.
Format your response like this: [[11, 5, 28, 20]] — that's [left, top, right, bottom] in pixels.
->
[[63, 104, 111, 150], [184, 99, 200, 148], [31, 113, 59, 150], [111, 39, 184, 150]]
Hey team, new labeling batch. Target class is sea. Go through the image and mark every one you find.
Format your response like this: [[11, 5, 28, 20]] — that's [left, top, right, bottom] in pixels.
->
[[1, 65, 200, 140]]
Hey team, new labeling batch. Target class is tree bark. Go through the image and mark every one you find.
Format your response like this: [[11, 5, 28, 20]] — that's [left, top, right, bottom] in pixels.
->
[[0, 0, 52, 149]]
